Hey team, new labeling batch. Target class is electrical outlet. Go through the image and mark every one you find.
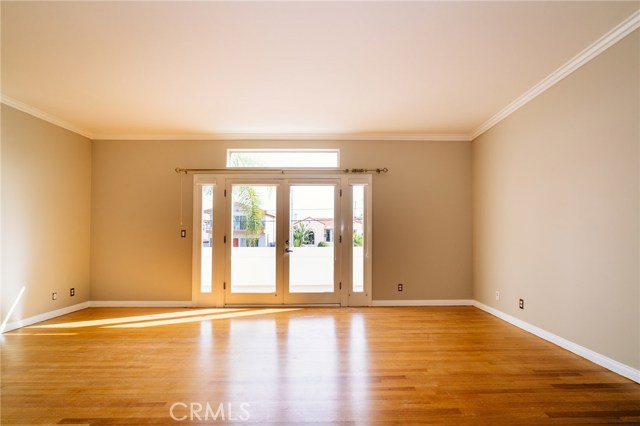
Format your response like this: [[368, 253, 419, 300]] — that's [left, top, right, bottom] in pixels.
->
[[397, 283, 403, 292], [180, 229, 187, 238], [495, 291, 500, 301], [52, 292, 57, 301], [519, 298, 524, 309], [70, 288, 75, 297]]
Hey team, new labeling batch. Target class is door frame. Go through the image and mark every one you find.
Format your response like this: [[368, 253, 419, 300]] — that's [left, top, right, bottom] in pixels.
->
[[342, 177, 373, 307], [191, 174, 225, 307], [191, 173, 372, 307]]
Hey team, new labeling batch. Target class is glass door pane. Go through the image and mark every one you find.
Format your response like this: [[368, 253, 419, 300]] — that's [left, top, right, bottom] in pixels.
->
[[200, 185, 214, 293], [352, 185, 365, 293], [230, 184, 278, 294], [288, 185, 335, 294]]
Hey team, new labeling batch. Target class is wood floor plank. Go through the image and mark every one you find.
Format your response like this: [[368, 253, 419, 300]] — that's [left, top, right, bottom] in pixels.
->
[[1, 307, 639, 425]]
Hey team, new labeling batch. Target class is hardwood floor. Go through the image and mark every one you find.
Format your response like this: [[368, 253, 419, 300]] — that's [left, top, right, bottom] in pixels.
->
[[1, 307, 639, 425]]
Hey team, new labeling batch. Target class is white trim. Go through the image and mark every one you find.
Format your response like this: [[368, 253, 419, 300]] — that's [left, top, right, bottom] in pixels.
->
[[344, 177, 373, 307], [91, 132, 471, 142], [473, 301, 640, 384], [1, 95, 468, 142], [88, 300, 192, 308], [372, 299, 474, 307], [1, 95, 94, 139], [191, 176, 222, 307], [223, 303, 340, 308], [471, 9, 640, 140], [1, 301, 90, 333]]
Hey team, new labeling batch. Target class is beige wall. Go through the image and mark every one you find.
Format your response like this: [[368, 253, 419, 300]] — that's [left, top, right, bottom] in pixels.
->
[[1, 105, 92, 323], [91, 139, 472, 301], [472, 31, 639, 368]]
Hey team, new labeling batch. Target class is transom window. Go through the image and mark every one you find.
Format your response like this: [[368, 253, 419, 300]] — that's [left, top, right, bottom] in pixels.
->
[[227, 149, 340, 168]]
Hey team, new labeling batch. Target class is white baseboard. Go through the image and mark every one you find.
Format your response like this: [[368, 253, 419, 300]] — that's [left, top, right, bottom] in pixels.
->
[[89, 300, 192, 308], [1, 301, 91, 333], [472, 301, 640, 384], [372, 299, 474, 307]]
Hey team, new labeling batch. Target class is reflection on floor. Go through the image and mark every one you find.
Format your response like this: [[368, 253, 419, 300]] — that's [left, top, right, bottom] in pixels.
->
[[2, 307, 639, 425]]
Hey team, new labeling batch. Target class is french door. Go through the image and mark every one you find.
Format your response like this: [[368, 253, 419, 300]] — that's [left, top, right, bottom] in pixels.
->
[[192, 174, 371, 306]]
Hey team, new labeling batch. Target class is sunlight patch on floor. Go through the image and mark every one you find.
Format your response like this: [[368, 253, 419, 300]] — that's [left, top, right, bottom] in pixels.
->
[[28, 308, 302, 330], [3, 332, 79, 336], [31, 308, 243, 329], [105, 308, 302, 328]]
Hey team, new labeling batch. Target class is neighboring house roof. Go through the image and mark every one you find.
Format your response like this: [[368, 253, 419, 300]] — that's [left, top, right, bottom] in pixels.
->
[[294, 217, 334, 228]]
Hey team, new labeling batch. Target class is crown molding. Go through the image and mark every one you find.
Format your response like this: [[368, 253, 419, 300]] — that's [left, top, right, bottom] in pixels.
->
[[3, 10, 637, 144], [0, 94, 470, 142], [91, 132, 472, 142], [1, 95, 95, 139], [470, 9, 640, 141], [0, 96, 470, 141]]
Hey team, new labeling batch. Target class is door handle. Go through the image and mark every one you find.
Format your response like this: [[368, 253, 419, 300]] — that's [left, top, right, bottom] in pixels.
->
[[285, 248, 293, 253]]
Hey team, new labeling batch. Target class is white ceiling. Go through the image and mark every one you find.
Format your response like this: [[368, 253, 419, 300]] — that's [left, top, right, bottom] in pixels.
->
[[1, 1, 639, 141]]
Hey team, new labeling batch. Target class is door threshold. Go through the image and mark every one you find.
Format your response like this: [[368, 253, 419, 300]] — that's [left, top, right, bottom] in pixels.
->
[[223, 303, 341, 308]]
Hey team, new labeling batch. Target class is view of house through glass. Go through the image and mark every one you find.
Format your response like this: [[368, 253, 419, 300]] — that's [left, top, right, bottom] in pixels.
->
[[230, 184, 277, 293], [288, 185, 335, 293], [227, 149, 339, 168]]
